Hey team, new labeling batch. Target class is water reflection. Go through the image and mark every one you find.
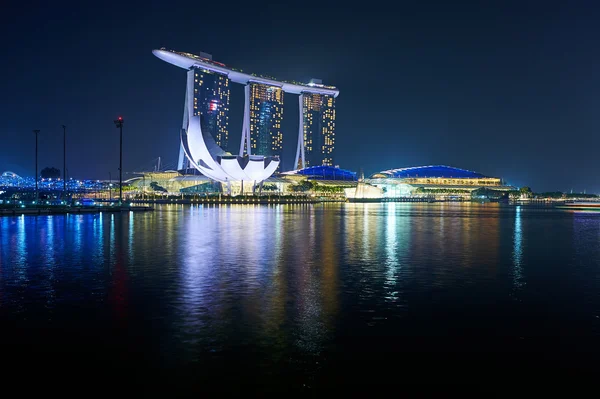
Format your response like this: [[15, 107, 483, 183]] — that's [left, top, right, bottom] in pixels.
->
[[290, 204, 340, 354], [42, 216, 56, 311], [512, 206, 524, 290], [111, 214, 129, 323], [257, 205, 287, 358], [383, 203, 411, 304], [13, 216, 28, 315], [384, 203, 399, 300], [320, 205, 339, 328], [1, 203, 600, 377], [128, 212, 134, 263]]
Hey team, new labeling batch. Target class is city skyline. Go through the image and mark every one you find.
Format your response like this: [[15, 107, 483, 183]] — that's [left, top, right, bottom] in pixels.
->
[[2, 1, 600, 389], [2, 1, 600, 192]]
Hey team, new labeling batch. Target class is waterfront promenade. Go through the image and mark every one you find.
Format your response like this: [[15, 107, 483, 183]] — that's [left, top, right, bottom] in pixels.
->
[[0, 196, 578, 216], [0, 204, 153, 216]]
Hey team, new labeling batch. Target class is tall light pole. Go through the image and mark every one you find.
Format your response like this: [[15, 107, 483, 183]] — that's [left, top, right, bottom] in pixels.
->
[[33, 129, 40, 203], [113, 117, 124, 205], [109, 171, 112, 201], [61, 125, 67, 194]]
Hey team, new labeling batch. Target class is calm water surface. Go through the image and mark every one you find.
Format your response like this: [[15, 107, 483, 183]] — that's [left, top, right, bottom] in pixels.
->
[[1, 203, 599, 390]]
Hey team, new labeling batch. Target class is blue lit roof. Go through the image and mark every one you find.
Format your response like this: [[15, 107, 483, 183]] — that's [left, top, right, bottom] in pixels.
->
[[373, 165, 490, 179], [283, 166, 357, 181]]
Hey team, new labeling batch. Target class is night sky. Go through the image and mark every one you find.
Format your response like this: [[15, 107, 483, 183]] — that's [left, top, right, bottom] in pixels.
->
[[2, 1, 600, 192]]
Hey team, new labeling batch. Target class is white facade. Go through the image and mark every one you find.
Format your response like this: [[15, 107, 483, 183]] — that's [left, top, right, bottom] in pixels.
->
[[293, 94, 306, 170], [176, 66, 280, 185], [153, 49, 339, 97], [181, 115, 279, 185], [344, 183, 384, 200]]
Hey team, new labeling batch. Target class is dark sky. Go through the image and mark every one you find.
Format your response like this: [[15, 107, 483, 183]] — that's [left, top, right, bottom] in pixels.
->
[[1, 0, 600, 192]]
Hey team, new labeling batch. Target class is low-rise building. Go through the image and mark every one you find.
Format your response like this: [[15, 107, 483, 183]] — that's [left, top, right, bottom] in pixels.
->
[[364, 165, 514, 200]]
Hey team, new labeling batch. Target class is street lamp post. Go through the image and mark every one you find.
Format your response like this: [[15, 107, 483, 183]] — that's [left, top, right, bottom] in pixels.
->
[[113, 117, 124, 206], [62, 125, 67, 194], [33, 129, 40, 203], [109, 171, 112, 201]]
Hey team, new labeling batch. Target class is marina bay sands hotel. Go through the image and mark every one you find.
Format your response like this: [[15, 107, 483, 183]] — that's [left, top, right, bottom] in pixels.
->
[[153, 48, 339, 172]]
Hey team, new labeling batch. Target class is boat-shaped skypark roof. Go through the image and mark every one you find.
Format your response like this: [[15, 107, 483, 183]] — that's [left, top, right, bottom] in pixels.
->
[[153, 48, 339, 97]]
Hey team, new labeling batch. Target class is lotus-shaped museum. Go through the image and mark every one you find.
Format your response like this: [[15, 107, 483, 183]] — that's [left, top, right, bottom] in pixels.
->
[[181, 115, 280, 184]]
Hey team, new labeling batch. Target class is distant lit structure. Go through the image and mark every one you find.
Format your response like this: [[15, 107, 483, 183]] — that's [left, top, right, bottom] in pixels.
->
[[153, 48, 339, 173], [344, 183, 383, 200], [1, 171, 20, 180], [283, 165, 356, 181], [130, 165, 357, 197], [126, 171, 218, 194], [364, 165, 513, 199], [295, 85, 336, 169], [0, 171, 117, 197]]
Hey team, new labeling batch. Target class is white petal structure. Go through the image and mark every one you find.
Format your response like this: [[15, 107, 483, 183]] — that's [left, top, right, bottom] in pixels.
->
[[181, 115, 279, 183]]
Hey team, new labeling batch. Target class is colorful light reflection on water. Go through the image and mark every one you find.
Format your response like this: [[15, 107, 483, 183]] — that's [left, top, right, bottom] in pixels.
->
[[1, 203, 599, 390]]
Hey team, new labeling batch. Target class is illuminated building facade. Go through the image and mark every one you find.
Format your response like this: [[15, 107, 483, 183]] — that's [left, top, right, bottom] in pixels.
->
[[363, 165, 513, 199], [153, 48, 339, 173], [192, 68, 230, 151], [245, 82, 284, 158], [300, 92, 336, 168], [179, 65, 231, 170]]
